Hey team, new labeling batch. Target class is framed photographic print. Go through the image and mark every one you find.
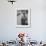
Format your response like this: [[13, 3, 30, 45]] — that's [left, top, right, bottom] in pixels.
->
[[16, 8, 31, 28]]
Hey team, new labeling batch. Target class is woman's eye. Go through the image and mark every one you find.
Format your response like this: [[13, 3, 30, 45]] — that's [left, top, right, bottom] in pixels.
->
[[17, 13, 20, 16]]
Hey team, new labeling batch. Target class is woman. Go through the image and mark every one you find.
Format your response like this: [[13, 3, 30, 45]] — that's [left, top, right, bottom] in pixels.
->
[[21, 12, 28, 25]]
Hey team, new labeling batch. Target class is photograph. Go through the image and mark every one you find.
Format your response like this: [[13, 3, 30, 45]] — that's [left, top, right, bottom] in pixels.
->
[[16, 8, 31, 28]]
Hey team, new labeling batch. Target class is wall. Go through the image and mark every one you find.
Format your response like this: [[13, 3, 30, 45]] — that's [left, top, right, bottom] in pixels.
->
[[0, 0, 46, 42]]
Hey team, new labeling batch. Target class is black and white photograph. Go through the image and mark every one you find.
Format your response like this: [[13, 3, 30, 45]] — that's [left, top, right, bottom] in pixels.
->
[[16, 8, 31, 27]]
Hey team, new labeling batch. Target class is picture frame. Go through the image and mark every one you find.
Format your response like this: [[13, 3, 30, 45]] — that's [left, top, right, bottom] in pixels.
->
[[16, 8, 31, 28]]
